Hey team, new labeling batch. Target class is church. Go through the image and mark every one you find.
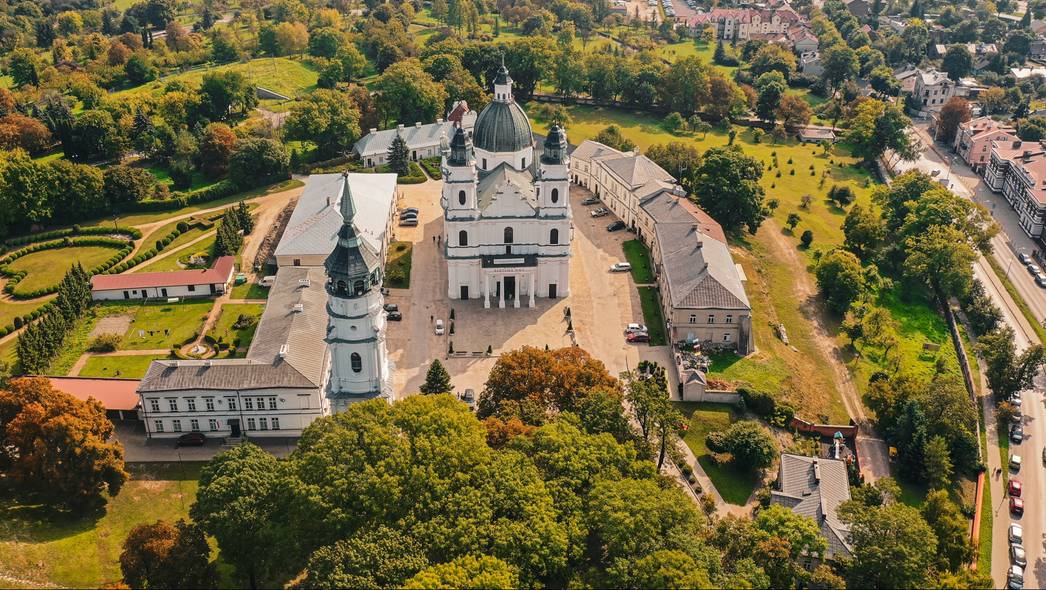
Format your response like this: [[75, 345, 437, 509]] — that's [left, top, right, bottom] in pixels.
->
[[440, 64, 572, 308]]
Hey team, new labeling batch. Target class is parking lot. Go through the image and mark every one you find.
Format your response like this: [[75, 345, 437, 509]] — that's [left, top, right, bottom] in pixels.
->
[[385, 182, 676, 399]]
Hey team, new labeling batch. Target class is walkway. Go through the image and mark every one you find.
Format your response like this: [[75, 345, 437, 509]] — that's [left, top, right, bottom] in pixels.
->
[[67, 348, 171, 376]]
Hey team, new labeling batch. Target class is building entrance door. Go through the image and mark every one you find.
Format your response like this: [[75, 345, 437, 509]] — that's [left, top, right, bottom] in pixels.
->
[[504, 276, 516, 301], [460, 285, 469, 299], [549, 283, 557, 298], [228, 419, 241, 438]]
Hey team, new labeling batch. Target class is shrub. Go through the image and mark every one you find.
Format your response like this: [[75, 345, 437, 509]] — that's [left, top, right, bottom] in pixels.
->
[[800, 229, 814, 247], [739, 387, 776, 417], [87, 333, 122, 353]]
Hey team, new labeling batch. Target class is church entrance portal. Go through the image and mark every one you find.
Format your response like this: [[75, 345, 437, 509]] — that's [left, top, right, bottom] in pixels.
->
[[504, 276, 516, 301]]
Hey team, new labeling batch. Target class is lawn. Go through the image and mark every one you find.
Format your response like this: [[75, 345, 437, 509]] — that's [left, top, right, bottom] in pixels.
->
[[111, 57, 319, 101], [0, 299, 51, 329], [385, 241, 413, 289], [0, 462, 201, 588], [675, 401, 760, 505], [141, 165, 218, 192], [622, 239, 655, 284], [207, 303, 265, 356], [637, 286, 667, 346], [120, 300, 214, 350], [134, 233, 216, 273], [77, 353, 172, 378], [7, 245, 126, 292], [229, 282, 270, 300]]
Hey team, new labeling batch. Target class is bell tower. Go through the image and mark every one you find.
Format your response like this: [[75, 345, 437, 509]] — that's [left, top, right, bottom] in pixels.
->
[[441, 126, 478, 220], [537, 123, 570, 216], [324, 174, 391, 410]]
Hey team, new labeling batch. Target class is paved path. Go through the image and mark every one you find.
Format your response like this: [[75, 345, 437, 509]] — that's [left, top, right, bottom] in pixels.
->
[[127, 230, 216, 273], [67, 348, 171, 376]]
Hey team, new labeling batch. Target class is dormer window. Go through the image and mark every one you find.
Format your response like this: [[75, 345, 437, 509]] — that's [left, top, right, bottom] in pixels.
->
[[354, 280, 364, 295]]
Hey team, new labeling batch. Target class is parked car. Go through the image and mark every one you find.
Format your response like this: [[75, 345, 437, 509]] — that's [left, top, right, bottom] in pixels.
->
[[400, 212, 418, 221], [387, 311, 402, 321], [401, 207, 419, 215], [1019, 253, 1032, 265], [607, 220, 626, 232], [1011, 543, 1028, 568], [581, 196, 600, 205], [399, 218, 418, 227], [175, 432, 206, 447], [1009, 478, 1023, 497], [626, 323, 648, 333], [591, 208, 609, 217], [1010, 523, 1024, 544], [1028, 264, 1041, 276], [1011, 453, 1023, 471], [1011, 496, 1025, 515], [383, 303, 399, 312], [1011, 423, 1024, 443], [1035, 274, 1046, 289], [1008, 564, 1024, 590], [610, 262, 632, 272], [460, 388, 476, 411], [435, 319, 445, 335], [627, 331, 650, 343]]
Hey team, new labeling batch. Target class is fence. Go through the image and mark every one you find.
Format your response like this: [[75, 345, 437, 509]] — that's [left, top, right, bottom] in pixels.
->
[[790, 416, 858, 438]]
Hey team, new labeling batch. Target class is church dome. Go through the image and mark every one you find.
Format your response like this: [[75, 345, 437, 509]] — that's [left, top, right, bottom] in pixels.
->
[[472, 100, 534, 154]]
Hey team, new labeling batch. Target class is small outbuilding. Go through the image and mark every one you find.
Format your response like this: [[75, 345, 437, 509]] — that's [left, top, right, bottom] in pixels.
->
[[797, 127, 837, 143], [90, 256, 235, 301], [45, 376, 142, 421]]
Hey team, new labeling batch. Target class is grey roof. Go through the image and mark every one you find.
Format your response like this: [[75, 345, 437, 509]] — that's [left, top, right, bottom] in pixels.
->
[[770, 454, 853, 559], [652, 216, 750, 311], [354, 121, 456, 157], [473, 100, 534, 153], [570, 139, 625, 163], [477, 162, 537, 213], [274, 173, 395, 260], [138, 267, 331, 392], [325, 177, 381, 284], [601, 155, 674, 189]]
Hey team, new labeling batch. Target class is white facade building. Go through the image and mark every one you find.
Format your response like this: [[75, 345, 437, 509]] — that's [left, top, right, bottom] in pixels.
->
[[442, 64, 572, 307]]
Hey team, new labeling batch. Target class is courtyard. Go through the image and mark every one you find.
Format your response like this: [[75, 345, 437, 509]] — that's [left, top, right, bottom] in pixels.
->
[[385, 181, 676, 399]]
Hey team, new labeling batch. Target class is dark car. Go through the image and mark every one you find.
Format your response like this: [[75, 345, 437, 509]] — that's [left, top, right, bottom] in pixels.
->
[[1036, 275, 1046, 289], [1012, 423, 1025, 443], [401, 207, 419, 215], [387, 311, 402, 321], [383, 303, 399, 312], [607, 220, 626, 232], [1011, 496, 1025, 515], [175, 432, 206, 447], [581, 196, 600, 205]]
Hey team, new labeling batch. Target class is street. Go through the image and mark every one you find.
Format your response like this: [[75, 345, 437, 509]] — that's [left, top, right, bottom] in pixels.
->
[[899, 125, 1046, 588]]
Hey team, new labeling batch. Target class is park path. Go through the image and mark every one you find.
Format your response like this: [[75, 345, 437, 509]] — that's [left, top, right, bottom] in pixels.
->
[[760, 219, 890, 482], [124, 230, 216, 274], [67, 348, 172, 376]]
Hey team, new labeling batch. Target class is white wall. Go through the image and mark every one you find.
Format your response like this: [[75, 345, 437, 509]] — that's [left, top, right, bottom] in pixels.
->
[[139, 386, 328, 438], [92, 283, 224, 301]]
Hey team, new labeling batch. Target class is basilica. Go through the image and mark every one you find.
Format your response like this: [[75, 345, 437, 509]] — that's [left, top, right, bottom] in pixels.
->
[[440, 64, 572, 308]]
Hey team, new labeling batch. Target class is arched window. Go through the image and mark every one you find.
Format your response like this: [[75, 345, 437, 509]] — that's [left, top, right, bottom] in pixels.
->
[[550, 228, 559, 245], [551, 188, 559, 204], [350, 353, 362, 373], [458, 190, 466, 205], [336, 280, 347, 295], [459, 230, 468, 246], [353, 280, 364, 295], [521, 157, 526, 168], [504, 227, 514, 244]]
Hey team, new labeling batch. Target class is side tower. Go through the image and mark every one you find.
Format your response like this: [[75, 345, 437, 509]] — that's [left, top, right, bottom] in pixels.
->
[[324, 179, 391, 411], [537, 124, 570, 216], [441, 127, 478, 219]]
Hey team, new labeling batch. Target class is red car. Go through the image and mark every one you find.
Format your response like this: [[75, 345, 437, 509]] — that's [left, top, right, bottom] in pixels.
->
[[1010, 479, 1023, 497], [626, 332, 650, 343], [1011, 497, 1025, 515]]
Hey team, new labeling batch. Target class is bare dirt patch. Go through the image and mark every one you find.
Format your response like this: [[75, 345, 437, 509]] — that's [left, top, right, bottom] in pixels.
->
[[88, 315, 132, 339]]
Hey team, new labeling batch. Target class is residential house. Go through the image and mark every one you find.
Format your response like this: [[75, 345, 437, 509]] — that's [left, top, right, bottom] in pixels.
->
[[908, 69, 978, 117], [1010, 67, 1046, 80], [799, 51, 824, 77], [46, 377, 141, 422], [771, 454, 854, 562], [90, 256, 235, 301], [791, 29, 819, 54], [1031, 36, 1046, 61], [953, 117, 1016, 172], [797, 127, 837, 143], [353, 120, 457, 167], [984, 140, 1046, 246], [686, 6, 801, 42], [844, 0, 869, 19]]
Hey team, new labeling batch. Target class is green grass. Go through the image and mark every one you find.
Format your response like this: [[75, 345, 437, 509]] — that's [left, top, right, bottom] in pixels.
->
[[637, 287, 667, 346], [0, 462, 201, 588], [120, 300, 214, 350], [76, 353, 172, 378], [207, 303, 264, 357], [0, 299, 51, 329], [622, 240, 655, 284], [985, 255, 1046, 344], [385, 241, 413, 289], [977, 412, 993, 573], [111, 57, 319, 101], [675, 401, 760, 505], [142, 165, 218, 192], [7, 245, 126, 293], [132, 231, 216, 273], [229, 282, 270, 300]]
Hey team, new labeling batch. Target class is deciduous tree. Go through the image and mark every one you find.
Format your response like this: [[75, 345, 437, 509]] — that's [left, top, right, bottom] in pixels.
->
[[120, 519, 216, 589], [694, 145, 766, 233]]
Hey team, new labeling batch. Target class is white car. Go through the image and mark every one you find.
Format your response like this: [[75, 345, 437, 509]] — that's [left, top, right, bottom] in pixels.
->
[[626, 323, 648, 334], [1010, 523, 1024, 544], [435, 319, 445, 335], [610, 262, 632, 272], [1011, 453, 1023, 471]]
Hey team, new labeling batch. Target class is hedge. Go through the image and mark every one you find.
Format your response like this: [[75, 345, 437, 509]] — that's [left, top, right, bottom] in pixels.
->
[[2, 225, 141, 252], [121, 179, 240, 213], [0, 237, 134, 298], [419, 157, 442, 180]]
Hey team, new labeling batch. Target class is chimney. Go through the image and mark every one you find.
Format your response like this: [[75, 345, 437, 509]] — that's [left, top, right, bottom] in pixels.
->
[[416, 122, 422, 128], [397, 124, 404, 130], [292, 303, 304, 313], [812, 459, 821, 483], [1014, 140, 1023, 149], [370, 128, 377, 134], [437, 118, 444, 124], [278, 344, 288, 358]]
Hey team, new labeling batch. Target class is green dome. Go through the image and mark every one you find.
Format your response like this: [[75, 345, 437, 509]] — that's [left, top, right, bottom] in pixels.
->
[[473, 100, 534, 154]]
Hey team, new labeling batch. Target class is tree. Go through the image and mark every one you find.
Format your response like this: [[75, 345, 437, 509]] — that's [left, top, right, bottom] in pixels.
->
[[800, 230, 814, 247], [981, 87, 1009, 116], [308, 27, 345, 59], [8, 48, 41, 87], [124, 54, 157, 85], [593, 125, 636, 152], [373, 59, 447, 127], [754, 503, 828, 559], [199, 71, 257, 120], [65, 110, 125, 162], [662, 112, 686, 133], [191, 444, 286, 589], [941, 45, 973, 81], [756, 81, 785, 125], [228, 138, 290, 189], [936, 97, 971, 145], [845, 99, 918, 163], [284, 90, 362, 159], [198, 123, 237, 178], [120, 519, 216, 589], [646, 142, 701, 190], [749, 43, 796, 80], [707, 420, 777, 469], [821, 45, 859, 91], [921, 490, 973, 572], [815, 249, 868, 314], [777, 94, 812, 131], [104, 165, 156, 205], [299, 527, 428, 589], [404, 555, 518, 589], [806, 564, 847, 589], [869, 66, 901, 97], [786, 212, 801, 230], [387, 133, 410, 176], [843, 204, 885, 261], [694, 146, 766, 233], [612, 549, 712, 589], [0, 114, 52, 154], [275, 22, 309, 56], [978, 326, 1046, 401], [0, 378, 129, 511], [922, 435, 953, 490], [904, 225, 977, 296], [842, 502, 937, 589], [420, 359, 453, 395]]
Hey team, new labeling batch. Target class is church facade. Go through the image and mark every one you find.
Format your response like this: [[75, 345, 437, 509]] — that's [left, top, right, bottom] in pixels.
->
[[441, 65, 572, 308]]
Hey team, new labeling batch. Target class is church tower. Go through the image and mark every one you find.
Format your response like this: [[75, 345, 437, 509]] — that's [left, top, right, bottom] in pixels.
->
[[324, 175, 391, 410], [441, 127, 478, 219], [537, 123, 570, 216]]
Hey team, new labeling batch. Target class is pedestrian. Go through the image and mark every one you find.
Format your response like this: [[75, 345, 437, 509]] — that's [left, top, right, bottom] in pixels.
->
[[432, 235, 436, 243], [430, 314, 433, 323]]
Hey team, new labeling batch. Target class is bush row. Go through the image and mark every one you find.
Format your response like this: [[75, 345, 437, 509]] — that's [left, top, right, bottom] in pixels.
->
[[103, 227, 184, 275], [121, 180, 239, 213], [3, 225, 141, 251], [419, 157, 442, 180], [1, 238, 134, 298], [2, 300, 57, 337]]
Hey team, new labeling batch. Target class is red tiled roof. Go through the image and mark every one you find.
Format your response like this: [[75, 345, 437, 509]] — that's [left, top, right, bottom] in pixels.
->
[[45, 376, 140, 411], [448, 101, 470, 122], [91, 256, 235, 292]]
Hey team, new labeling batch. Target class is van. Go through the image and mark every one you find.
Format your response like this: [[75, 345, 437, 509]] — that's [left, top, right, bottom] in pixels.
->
[[260, 275, 276, 287]]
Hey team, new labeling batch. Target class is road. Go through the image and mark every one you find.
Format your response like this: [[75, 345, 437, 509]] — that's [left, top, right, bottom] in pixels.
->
[[899, 125, 1046, 588]]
